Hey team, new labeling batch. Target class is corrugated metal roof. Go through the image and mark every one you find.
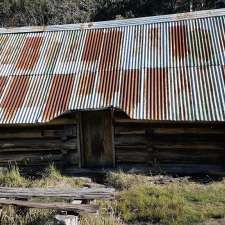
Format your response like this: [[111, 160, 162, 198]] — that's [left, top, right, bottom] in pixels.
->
[[0, 9, 225, 123]]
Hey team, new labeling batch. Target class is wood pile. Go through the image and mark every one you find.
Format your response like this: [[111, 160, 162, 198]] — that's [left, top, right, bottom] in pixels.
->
[[0, 186, 115, 225]]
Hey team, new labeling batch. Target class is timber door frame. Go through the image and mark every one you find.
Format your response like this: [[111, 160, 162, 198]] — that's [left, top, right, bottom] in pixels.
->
[[77, 109, 115, 168]]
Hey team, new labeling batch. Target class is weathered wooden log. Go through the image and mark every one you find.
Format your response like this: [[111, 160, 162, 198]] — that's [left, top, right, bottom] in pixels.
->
[[0, 128, 76, 140], [116, 148, 148, 163], [154, 163, 225, 175], [114, 121, 225, 170], [114, 135, 147, 146], [0, 153, 69, 163], [0, 139, 77, 150], [0, 187, 115, 200], [0, 199, 98, 214]]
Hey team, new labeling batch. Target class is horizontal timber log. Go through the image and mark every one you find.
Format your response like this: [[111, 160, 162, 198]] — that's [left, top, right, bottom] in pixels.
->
[[0, 119, 78, 167], [0, 151, 78, 163], [0, 187, 115, 200], [0, 199, 98, 214], [0, 129, 76, 140], [156, 163, 225, 175], [114, 121, 225, 170], [0, 140, 77, 151]]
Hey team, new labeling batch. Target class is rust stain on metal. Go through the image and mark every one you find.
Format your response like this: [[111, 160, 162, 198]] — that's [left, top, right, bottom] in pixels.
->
[[190, 28, 212, 62], [82, 30, 103, 62], [133, 29, 142, 57], [222, 66, 225, 85], [77, 72, 96, 96], [145, 68, 168, 120], [98, 70, 120, 104], [0, 76, 8, 96], [200, 29, 213, 62], [222, 35, 225, 50], [42, 74, 75, 121], [99, 29, 123, 70], [0, 36, 9, 55], [16, 36, 43, 70], [120, 69, 141, 112], [180, 71, 191, 93], [1, 45, 14, 65], [170, 24, 189, 59], [45, 39, 61, 67], [1, 75, 30, 119], [200, 66, 213, 93], [62, 40, 78, 63]]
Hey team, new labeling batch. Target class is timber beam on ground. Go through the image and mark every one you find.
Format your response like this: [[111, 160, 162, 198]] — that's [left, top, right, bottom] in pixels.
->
[[0, 187, 115, 200]]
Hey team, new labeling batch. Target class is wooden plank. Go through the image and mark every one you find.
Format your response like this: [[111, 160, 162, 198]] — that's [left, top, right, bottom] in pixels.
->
[[0, 129, 76, 140], [153, 143, 225, 151], [114, 119, 225, 128], [0, 139, 77, 151], [116, 147, 149, 163], [76, 112, 83, 168], [114, 135, 147, 146], [153, 128, 225, 135], [114, 127, 146, 135], [155, 164, 225, 175], [0, 187, 115, 200], [111, 109, 116, 168], [153, 152, 224, 164], [81, 110, 114, 168], [0, 151, 79, 167], [0, 199, 98, 214]]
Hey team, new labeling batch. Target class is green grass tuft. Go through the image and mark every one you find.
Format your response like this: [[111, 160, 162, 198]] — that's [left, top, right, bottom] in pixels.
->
[[107, 171, 225, 225], [0, 166, 27, 187], [0, 164, 85, 188]]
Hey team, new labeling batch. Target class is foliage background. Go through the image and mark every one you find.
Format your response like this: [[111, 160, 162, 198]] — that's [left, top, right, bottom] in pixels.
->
[[0, 0, 224, 27]]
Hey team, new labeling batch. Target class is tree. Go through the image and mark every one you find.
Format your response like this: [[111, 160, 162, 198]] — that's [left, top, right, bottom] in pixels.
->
[[0, 0, 223, 27]]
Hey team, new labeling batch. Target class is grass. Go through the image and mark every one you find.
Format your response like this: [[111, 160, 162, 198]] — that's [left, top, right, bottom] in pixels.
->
[[107, 171, 225, 225], [80, 213, 125, 225], [0, 164, 86, 188], [0, 168, 225, 225], [0, 165, 87, 225]]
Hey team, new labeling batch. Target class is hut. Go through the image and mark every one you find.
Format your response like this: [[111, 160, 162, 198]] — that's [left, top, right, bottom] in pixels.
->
[[0, 9, 224, 174]]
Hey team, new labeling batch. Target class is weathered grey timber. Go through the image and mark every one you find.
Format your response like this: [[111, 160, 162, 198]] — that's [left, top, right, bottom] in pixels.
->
[[114, 118, 225, 174], [0, 199, 98, 213], [0, 187, 115, 200], [0, 116, 78, 168]]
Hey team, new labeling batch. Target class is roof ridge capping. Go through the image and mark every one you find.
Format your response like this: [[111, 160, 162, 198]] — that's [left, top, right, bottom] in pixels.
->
[[1, 8, 225, 34]]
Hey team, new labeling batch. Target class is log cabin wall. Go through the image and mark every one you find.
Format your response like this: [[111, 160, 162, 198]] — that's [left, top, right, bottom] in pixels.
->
[[0, 116, 78, 169], [114, 119, 225, 174]]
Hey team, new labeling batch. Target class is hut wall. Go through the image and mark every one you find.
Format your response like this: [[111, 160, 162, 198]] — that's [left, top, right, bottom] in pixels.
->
[[0, 117, 78, 169], [114, 119, 225, 174]]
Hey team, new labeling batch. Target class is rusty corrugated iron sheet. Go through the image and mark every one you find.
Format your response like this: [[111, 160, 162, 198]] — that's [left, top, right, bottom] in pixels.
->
[[0, 9, 224, 123]]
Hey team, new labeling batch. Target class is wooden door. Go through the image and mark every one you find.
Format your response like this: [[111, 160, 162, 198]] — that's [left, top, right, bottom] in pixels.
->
[[80, 110, 114, 168]]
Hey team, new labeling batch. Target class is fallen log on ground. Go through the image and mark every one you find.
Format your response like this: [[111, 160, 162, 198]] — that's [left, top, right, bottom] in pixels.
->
[[0, 199, 99, 214], [0, 187, 115, 200]]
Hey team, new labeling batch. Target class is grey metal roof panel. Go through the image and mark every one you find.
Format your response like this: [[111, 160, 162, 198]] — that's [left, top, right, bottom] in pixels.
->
[[0, 9, 224, 123]]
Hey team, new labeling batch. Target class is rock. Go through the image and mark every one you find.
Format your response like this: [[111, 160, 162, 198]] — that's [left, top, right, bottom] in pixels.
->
[[71, 200, 82, 204], [54, 215, 79, 225]]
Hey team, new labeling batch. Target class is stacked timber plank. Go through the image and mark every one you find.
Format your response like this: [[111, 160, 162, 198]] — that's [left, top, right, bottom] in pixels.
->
[[0, 187, 115, 225], [0, 187, 115, 200], [0, 117, 78, 168], [114, 119, 225, 174]]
